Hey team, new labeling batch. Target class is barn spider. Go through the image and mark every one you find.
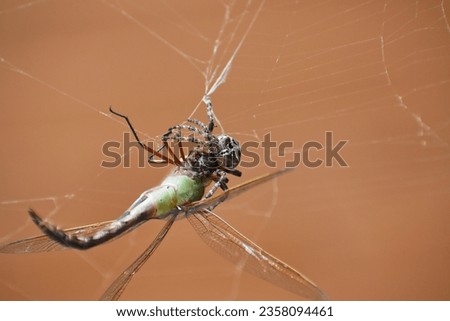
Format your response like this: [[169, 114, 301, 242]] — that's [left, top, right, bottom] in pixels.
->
[[109, 95, 242, 199]]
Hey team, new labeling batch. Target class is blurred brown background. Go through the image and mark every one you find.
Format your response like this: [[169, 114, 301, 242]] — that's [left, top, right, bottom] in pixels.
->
[[1, 0, 449, 300]]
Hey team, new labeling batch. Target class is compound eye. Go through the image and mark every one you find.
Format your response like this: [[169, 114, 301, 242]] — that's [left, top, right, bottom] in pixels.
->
[[218, 135, 241, 169]]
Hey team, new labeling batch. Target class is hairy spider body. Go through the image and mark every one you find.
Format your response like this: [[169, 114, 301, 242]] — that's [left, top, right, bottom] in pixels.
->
[[151, 95, 242, 196]]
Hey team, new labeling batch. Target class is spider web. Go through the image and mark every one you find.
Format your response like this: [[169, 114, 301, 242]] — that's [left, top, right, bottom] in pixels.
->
[[1, 0, 450, 300]]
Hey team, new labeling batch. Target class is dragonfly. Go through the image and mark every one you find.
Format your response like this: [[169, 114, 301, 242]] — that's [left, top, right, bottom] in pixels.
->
[[0, 96, 326, 300]]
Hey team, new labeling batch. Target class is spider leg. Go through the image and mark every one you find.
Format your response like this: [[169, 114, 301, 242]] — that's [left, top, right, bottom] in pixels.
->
[[187, 118, 208, 132], [159, 121, 217, 167], [221, 167, 242, 177], [164, 124, 213, 141], [202, 95, 215, 132], [162, 129, 209, 166], [204, 171, 228, 199]]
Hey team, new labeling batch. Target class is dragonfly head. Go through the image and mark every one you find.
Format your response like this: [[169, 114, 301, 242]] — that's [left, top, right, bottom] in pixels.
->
[[217, 134, 241, 169]]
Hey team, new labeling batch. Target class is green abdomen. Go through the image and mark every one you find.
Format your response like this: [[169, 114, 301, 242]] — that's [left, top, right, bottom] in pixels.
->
[[153, 173, 205, 218]]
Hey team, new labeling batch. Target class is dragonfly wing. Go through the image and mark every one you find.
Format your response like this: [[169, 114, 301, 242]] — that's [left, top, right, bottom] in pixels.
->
[[178, 168, 293, 216], [100, 212, 178, 301], [0, 220, 115, 253], [187, 209, 326, 300]]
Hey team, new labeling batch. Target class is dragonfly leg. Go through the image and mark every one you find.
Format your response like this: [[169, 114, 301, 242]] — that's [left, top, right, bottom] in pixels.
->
[[109, 106, 175, 165]]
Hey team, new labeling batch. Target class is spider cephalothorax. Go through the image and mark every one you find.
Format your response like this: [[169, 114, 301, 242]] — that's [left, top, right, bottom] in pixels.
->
[[184, 134, 241, 173]]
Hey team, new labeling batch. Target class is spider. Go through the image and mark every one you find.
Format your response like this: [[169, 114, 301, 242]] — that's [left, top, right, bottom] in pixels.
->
[[110, 95, 242, 199]]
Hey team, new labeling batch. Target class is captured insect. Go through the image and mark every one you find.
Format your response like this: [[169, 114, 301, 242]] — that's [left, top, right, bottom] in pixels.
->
[[0, 96, 326, 300]]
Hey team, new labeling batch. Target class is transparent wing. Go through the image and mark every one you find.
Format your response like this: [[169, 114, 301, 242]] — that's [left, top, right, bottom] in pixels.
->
[[100, 212, 178, 301], [0, 220, 115, 253], [179, 168, 293, 215], [187, 209, 327, 300], [100, 169, 294, 300]]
